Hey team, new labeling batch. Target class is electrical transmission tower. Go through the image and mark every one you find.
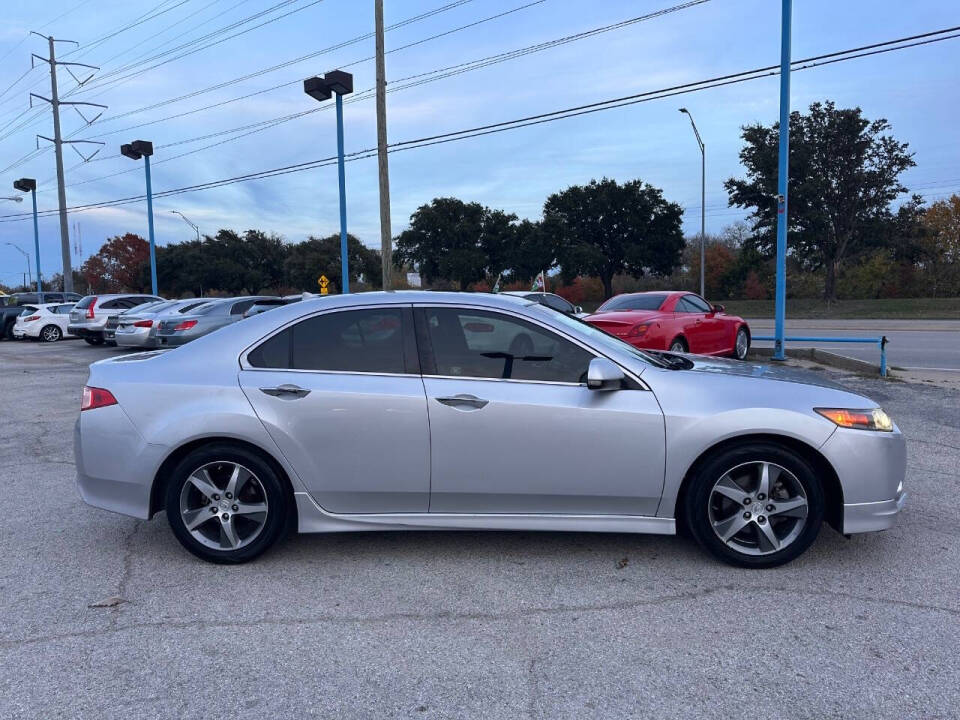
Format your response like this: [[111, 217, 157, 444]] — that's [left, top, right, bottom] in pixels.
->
[[28, 32, 106, 293]]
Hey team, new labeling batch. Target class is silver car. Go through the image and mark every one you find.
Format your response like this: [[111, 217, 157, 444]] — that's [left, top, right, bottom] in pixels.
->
[[115, 300, 209, 349], [154, 296, 277, 347], [75, 292, 906, 567]]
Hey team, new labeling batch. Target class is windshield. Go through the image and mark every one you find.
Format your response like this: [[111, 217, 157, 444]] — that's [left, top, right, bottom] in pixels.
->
[[534, 305, 678, 369], [597, 294, 668, 312]]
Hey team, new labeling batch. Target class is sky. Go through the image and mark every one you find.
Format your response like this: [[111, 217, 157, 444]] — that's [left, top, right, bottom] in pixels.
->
[[0, 0, 958, 288]]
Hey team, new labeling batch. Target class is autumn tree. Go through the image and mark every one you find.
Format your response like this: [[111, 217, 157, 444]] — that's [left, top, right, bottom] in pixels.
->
[[81, 233, 150, 293], [920, 194, 960, 296], [726, 101, 915, 301]]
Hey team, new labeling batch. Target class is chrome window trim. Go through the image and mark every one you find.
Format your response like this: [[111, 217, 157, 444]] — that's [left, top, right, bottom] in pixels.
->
[[239, 303, 415, 375], [239, 301, 649, 390]]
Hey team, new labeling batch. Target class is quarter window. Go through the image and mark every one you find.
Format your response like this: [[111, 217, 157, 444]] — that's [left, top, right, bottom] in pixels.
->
[[248, 308, 409, 375], [678, 295, 711, 313], [421, 307, 593, 383]]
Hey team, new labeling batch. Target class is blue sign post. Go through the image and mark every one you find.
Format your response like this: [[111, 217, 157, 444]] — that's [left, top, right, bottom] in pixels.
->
[[120, 140, 158, 296], [773, 0, 792, 361], [335, 92, 349, 295], [14, 179, 41, 292]]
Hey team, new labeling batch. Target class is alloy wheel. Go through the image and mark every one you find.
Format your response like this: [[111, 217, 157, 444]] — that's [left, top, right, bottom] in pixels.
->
[[178, 461, 269, 551], [735, 329, 749, 360], [708, 461, 808, 556], [41, 325, 61, 342]]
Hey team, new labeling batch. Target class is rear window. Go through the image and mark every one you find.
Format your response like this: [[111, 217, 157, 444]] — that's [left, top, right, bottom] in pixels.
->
[[74, 296, 96, 310], [597, 294, 668, 312], [19, 306, 38, 316]]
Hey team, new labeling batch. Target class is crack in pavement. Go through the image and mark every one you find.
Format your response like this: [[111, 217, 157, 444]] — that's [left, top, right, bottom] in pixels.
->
[[2, 583, 958, 651]]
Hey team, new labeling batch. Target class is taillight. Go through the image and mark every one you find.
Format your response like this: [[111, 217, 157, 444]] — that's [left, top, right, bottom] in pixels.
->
[[133, 320, 153, 328], [173, 320, 197, 331], [627, 323, 650, 337], [81, 386, 117, 411], [86, 297, 98, 319], [23, 315, 40, 322]]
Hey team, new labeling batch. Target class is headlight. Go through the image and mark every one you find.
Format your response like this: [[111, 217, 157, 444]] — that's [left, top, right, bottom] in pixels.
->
[[814, 407, 894, 432]]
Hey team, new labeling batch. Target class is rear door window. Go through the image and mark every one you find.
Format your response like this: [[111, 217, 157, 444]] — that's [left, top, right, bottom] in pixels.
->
[[248, 308, 413, 375]]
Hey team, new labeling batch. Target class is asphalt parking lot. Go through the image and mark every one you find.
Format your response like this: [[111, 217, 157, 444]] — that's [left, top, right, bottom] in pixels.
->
[[1, 339, 959, 719]]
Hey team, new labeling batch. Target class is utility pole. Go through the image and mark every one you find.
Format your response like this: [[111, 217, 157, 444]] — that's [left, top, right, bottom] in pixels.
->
[[29, 33, 105, 293], [375, 0, 393, 289]]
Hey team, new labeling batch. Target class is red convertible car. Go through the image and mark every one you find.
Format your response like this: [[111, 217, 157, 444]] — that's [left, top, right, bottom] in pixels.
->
[[584, 291, 751, 359]]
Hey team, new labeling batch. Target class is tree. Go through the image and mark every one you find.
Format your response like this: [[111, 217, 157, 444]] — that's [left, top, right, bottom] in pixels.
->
[[920, 194, 960, 297], [285, 234, 381, 293], [394, 198, 516, 290], [726, 101, 915, 301], [544, 178, 684, 299], [81, 233, 150, 293], [508, 220, 558, 284]]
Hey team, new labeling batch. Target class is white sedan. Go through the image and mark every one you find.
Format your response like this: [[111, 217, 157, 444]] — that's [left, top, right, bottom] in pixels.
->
[[13, 303, 76, 342]]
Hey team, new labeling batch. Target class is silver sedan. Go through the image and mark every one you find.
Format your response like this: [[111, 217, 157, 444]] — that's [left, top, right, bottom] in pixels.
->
[[75, 291, 906, 567]]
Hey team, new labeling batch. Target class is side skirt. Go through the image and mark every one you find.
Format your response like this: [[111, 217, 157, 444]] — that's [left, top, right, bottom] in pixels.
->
[[295, 492, 676, 535]]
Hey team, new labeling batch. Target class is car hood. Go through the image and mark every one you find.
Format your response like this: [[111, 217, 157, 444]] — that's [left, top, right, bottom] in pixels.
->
[[679, 353, 853, 392]]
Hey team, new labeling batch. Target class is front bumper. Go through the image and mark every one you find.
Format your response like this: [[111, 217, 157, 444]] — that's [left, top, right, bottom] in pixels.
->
[[820, 424, 907, 534]]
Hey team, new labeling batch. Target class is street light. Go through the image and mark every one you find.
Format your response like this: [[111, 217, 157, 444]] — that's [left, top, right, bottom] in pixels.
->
[[170, 210, 202, 297], [679, 107, 706, 298], [5, 242, 32, 288], [1, 195, 23, 202], [13, 178, 41, 293], [120, 140, 158, 295], [304, 70, 353, 293]]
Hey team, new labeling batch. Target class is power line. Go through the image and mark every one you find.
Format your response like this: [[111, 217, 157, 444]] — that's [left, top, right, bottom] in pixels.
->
[[4, 25, 958, 224], [49, 0, 709, 190]]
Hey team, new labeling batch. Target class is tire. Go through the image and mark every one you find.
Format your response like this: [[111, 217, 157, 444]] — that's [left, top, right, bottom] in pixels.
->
[[84, 337, 104, 346], [669, 337, 688, 353], [682, 442, 824, 569], [40, 325, 62, 343], [3, 322, 13, 341], [733, 327, 750, 361], [165, 443, 291, 564]]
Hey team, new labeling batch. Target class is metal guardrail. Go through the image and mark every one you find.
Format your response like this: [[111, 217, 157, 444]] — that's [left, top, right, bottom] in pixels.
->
[[753, 335, 889, 377]]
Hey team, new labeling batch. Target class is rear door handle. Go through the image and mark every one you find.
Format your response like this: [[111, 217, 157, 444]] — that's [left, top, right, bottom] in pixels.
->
[[260, 384, 310, 399], [436, 394, 489, 410]]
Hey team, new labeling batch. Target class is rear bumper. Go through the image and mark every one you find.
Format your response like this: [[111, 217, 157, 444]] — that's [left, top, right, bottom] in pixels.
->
[[115, 332, 157, 348], [68, 325, 104, 340], [74, 408, 166, 520]]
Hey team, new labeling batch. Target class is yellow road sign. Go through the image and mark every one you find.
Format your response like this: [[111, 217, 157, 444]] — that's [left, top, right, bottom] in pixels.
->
[[318, 275, 330, 295]]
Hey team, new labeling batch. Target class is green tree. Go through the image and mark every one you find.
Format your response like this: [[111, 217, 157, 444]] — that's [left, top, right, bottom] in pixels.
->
[[285, 234, 381, 293], [544, 178, 684, 299], [394, 198, 515, 290], [725, 101, 915, 301], [508, 220, 558, 284]]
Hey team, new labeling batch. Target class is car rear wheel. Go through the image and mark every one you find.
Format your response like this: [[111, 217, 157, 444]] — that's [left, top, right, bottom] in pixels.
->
[[165, 444, 290, 564], [84, 337, 104, 346], [683, 442, 824, 568], [669, 337, 687, 353], [734, 327, 750, 360], [40, 324, 62, 342], [3, 323, 13, 340]]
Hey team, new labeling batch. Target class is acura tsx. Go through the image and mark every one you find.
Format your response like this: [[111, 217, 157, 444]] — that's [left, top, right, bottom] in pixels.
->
[[74, 291, 906, 567]]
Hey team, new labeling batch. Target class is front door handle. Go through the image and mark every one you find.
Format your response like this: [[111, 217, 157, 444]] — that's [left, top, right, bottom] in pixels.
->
[[436, 394, 489, 410], [260, 384, 310, 399]]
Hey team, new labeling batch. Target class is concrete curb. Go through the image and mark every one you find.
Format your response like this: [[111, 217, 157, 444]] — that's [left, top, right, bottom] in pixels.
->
[[747, 346, 884, 375]]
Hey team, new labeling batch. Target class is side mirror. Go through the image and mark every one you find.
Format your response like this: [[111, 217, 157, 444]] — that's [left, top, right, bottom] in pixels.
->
[[713, 304, 725, 313], [587, 357, 624, 391], [574, 305, 583, 315]]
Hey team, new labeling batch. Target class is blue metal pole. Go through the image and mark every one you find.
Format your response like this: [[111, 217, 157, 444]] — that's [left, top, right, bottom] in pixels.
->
[[773, 0, 792, 361], [30, 189, 41, 293], [143, 154, 158, 296], [335, 92, 349, 294]]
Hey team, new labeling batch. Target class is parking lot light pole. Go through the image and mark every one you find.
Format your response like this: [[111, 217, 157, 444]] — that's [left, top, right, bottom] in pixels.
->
[[121, 140, 158, 296], [304, 70, 354, 293], [679, 108, 705, 297], [5, 242, 32, 288], [773, 0, 792, 361], [13, 179, 41, 292]]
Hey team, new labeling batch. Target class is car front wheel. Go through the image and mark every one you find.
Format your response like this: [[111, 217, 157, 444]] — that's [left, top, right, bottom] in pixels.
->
[[683, 442, 824, 568], [165, 444, 290, 564], [734, 327, 750, 360]]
